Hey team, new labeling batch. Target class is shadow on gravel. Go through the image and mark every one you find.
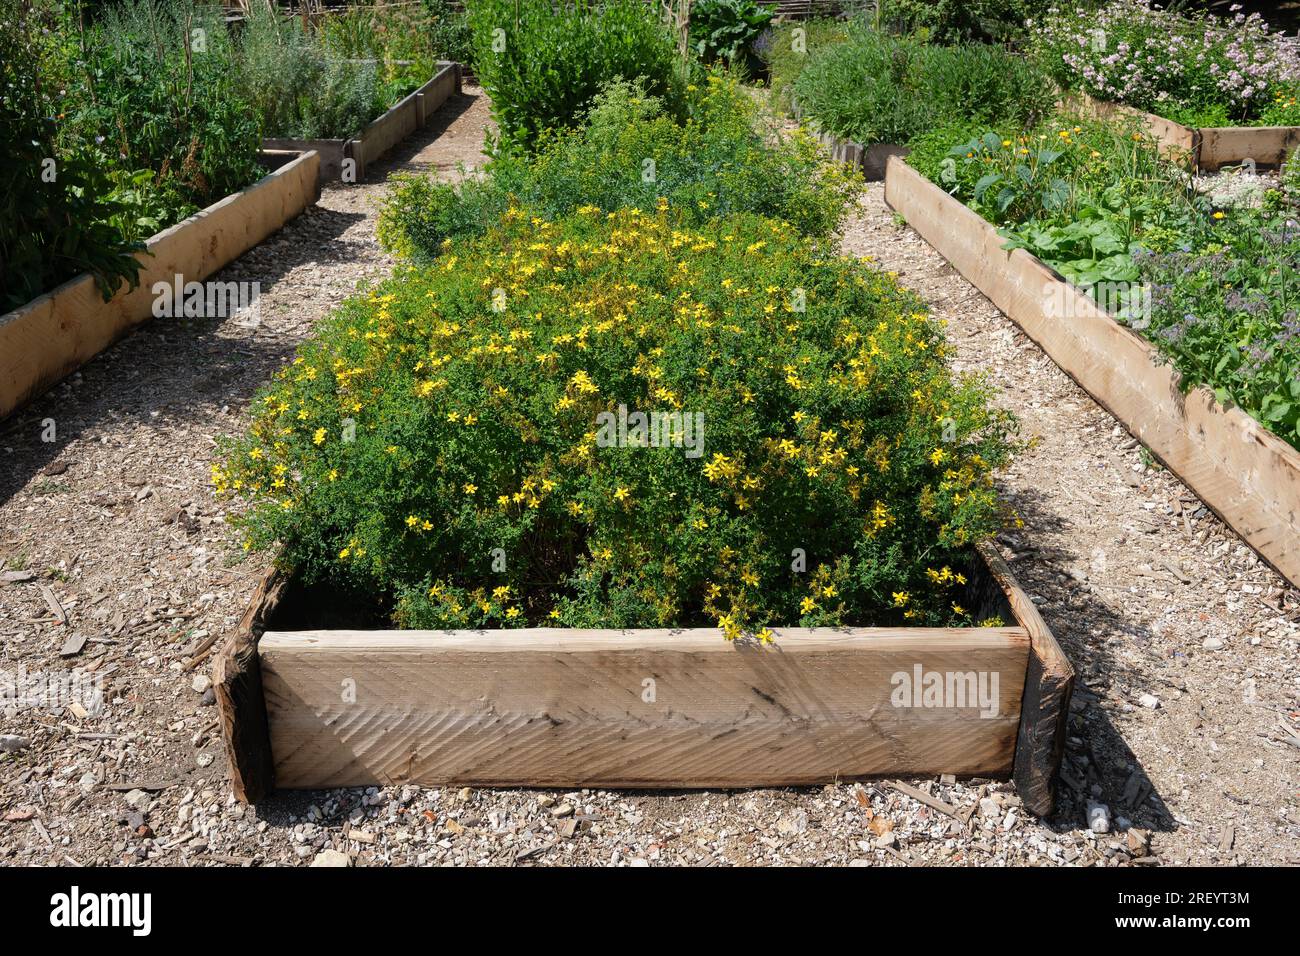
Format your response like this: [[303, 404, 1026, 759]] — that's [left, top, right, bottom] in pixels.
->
[[0, 201, 367, 509], [1000, 488, 1178, 840], [373, 89, 483, 177]]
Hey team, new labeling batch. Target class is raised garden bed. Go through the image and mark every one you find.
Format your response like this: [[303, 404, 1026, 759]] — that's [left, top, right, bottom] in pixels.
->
[[214, 542, 1073, 815], [790, 98, 906, 180], [1078, 94, 1300, 171], [0, 150, 320, 422], [264, 61, 461, 184], [884, 155, 1300, 589]]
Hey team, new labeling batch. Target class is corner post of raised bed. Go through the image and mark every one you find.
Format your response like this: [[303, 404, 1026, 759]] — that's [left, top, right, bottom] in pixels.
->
[[979, 544, 1075, 816], [213, 565, 290, 803]]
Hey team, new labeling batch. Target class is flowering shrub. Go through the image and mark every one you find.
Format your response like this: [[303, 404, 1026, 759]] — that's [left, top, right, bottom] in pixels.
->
[[219, 207, 1019, 635], [1138, 193, 1300, 447], [1031, 1, 1300, 126], [793, 24, 1054, 147], [377, 75, 862, 260]]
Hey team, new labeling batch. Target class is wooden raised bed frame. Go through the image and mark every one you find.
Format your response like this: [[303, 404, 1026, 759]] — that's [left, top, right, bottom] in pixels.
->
[[215, 542, 1073, 815], [1078, 94, 1300, 170], [884, 155, 1300, 589], [264, 61, 461, 184], [0, 150, 320, 422], [789, 99, 907, 180]]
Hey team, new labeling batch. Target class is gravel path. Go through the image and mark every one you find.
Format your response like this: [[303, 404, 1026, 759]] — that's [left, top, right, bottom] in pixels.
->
[[1, 96, 1296, 868]]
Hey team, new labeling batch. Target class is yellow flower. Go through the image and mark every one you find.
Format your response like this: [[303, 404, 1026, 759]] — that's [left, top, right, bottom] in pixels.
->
[[613, 486, 630, 502], [312, 427, 327, 445], [892, 591, 909, 607], [1213, 211, 1226, 220], [463, 483, 477, 494], [799, 596, 817, 614]]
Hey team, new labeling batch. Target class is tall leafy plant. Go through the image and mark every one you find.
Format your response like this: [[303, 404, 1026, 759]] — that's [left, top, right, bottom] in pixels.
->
[[467, 0, 683, 150]]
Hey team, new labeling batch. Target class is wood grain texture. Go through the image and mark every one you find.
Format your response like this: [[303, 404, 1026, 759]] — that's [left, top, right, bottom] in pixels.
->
[[1075, 94, 1300, 170], [213, 565, 292, 803], [0, 150, 320, 421], [979, 544, 1074, 816], [885, 156, 1300, 589], [1198, 125, 1300, 170], [259, 626, 1030, 790]]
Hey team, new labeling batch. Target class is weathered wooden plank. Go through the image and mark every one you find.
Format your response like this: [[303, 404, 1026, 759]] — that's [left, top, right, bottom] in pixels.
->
[[259, 626, 1030, 790], [0, 150, 320, 422], [979, 544, 1073, 816], [1198, 125, 1300, 170], [213, 564, 293, 803], [265, 61, 460, 185], [884, 155, 1300, 589]]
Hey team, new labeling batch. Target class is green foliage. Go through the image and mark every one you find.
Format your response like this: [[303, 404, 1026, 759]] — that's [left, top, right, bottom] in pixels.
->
[[71, 0, 262, 219], [761, 18, 849, 111], [377, 75, 863, 260], [466, 0, 683, 149], [236, 3, 383, 140], [792, 24, 1054, 146], [1137, 189, 1300, 447], [219, 207, 1019, 634], [0, 0, 145, 309], [688, 0, 775, 73], [912, 115, 1300, 450], [876, 0, 1055, 45]]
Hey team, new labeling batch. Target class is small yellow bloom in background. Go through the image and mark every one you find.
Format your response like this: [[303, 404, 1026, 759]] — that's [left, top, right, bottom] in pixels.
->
[[1213, 211, 1226, 220], [799, 596, 817, 614], [549, 608, 561, 620], [929, 447, 946, 466], [1001, 139, 1011, 147], [613, 486, 630, 502], [892, 590, 909, 607], [463, 483, 477, 494], [405, 515, 419, 529], [822, 585, 837, 598], [328, 469, 338, 482], [313, 427, 327, 445], [952, 603, 966, 616], [756, 627, 774, 644], [493, 585, 511, 600]]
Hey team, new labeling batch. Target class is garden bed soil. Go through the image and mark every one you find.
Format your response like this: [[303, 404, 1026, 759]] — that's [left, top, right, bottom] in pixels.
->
[[883, 156, 1300, 590], [264, 61, 461, 184]]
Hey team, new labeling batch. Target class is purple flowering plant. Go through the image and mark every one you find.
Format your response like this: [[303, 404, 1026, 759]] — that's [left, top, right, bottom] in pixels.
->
[[1031, 1, 1300, 127]]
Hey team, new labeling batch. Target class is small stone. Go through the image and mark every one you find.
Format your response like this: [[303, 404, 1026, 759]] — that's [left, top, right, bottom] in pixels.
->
[[351, 829, 376, 844], [776, 809, 809, 835], [444, 818, 465, 835], [979, 797, 1001, 818], [78, 772, 97, 793], [124, 789, 150, 811], [629, 857, 649, 867], [0, 734, 30, 753], [1087, 801, 1111, 834], [191, 674, 212, 695], [1126, 829, 1151, 857], [1202, 638, 1224, 651], [557, 818, 579, 839], [873, 831, 898, 849], [310, 849, 351, 867], [1138, 693, 1160, 709], [848, 858, 872, 867], [939, 773, 956, 786], [457, 787, 472, 802], [536, 795, 556, 808], [551, 803, 574, 818], [1002, 810, 1018, 831]]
